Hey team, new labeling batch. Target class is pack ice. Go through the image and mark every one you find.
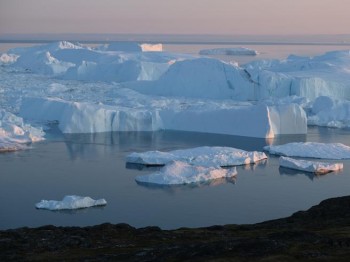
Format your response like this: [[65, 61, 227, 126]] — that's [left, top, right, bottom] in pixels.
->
[[279, 156, 343, 174], [35, 195, 107, 210], [126, 146, 267, 167]]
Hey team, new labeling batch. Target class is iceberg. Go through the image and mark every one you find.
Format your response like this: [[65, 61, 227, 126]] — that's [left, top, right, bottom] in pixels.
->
[[308, 96, 350, 128], [135, 161, 237, 185], [279, 156, 343, 174], [20, 95, 307, 138], [126, 146, 267, 167], [264, 142, 350, 159], [199, 47, 258, 56], [35, 195, 107, 210], [0, 109, 45, 152]]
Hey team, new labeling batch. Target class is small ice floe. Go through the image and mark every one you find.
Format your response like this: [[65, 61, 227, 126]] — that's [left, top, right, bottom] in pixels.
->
[[264, 142, 350, 159], [35, 195, 107, 210], [127, 146, 267, 167], [199, 47, 259, 56], [279, 156, 343, 174], [135, 161, 237, 185]]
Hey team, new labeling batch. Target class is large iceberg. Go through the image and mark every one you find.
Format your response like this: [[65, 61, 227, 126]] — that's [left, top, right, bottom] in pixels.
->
[[135, 161, 237, 185], [264, 142, 350, 159], [20, 96, 307, 138], [126, 146, 267, 167], [199, 47, 258, 56], [35, 195, 107, 210], [279, 156, 343, 174], [0, 109, 45, 152]]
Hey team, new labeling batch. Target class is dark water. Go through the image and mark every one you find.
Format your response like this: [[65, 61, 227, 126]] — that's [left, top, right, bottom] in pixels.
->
[[1, 127, 349, 230]]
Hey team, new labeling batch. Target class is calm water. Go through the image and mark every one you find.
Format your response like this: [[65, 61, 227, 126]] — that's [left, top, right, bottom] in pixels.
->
[[0, 127, 349, 230], [0, 40, 350, 229]]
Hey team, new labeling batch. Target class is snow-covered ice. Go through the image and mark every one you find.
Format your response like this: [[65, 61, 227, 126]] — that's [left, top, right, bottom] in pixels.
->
[[199, 47, 258, 56], [0, 109, 45, 152], [264, 142, 350, 159], [135, 161, 237, 185], [279, 156, 343, 174], [126, 146, 267, 167], [35, 195, 107, 210]]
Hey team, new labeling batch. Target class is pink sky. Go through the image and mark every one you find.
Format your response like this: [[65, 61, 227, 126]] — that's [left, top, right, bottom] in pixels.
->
[[0, 0, 349, 35]]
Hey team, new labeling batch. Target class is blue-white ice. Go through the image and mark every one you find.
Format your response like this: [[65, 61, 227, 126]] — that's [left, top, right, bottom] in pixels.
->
[[1, 41, 350, 150], [35, 195, 107, 210]]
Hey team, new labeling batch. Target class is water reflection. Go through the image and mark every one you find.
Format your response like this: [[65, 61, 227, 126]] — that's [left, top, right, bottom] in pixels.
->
[[35, 205, 106, 215], [278, 166, 342, 181]]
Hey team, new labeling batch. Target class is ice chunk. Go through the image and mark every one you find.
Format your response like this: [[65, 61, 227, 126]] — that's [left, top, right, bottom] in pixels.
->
[[199, 47, 258, 56], [0, 53, 19, 64], [35, 195, 107, 210], [135, 161, 237, 185], [0, 109, 45, 152], [279, 156, 343, 174], [264, 142, 350, 159], [126, 146, 267, 167], [308, 96, 350, 128], [140, 43, 163, 52]]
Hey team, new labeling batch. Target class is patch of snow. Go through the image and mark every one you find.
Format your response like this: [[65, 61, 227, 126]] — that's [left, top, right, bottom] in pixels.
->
[[140, 43, 163, 52], [35, 195, 107, 210], [135, 161, 237, 185], [279, 156, 343, 174], [0, 53, 19, 64], [199, 47, 258, 56], [126, 146, 267, 167], [264, 142, 350, 159]]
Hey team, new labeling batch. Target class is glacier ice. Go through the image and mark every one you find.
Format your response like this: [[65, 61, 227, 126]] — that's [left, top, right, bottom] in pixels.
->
[[135, 161, 237, 185], [279, 156, 343, 174], [199, 47, 258, 56], [264, 142, 350, 159], [126, 146, 267, 167], [35, 195, 107, 210]]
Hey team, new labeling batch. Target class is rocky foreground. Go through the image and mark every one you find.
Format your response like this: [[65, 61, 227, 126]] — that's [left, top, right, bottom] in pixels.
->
[[1, 196, 350, 261]]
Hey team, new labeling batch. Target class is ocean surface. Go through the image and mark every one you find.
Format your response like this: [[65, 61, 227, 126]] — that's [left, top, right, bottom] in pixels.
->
[[1, 37, 350, 229]]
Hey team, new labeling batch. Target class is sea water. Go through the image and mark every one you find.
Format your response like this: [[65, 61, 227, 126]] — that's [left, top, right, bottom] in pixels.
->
[[0, 38, 350, 229]]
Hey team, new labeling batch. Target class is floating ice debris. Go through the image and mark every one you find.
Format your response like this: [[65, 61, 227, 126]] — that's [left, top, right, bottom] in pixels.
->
[[135, 161, 237, 185], [199, 47, 258, 56], [35, 195, 107, 210], [127, 146, 267, 167], [264, 142, 350, 159], [279, 156, 343, 174], [0, 109, 45, 152]]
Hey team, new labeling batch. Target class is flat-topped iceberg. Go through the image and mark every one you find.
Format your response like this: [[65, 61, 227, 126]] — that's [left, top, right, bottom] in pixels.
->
[[135, 161, 237, 185], [127, 146, 267, 167], [279, 156, 343, 174], [0, 109, 45, 152], [35, 195, 107, 210], [265, 142, 350, 159], [199, 47, 258, 56]]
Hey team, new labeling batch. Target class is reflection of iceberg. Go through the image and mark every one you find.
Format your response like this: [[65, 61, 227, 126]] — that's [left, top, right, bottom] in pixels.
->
[[279, 156, 343, 174], [127, 146, 267, 167], [279, 167, 317, 181], [135, 161, 237, 186], [199, 47, 258, 56]]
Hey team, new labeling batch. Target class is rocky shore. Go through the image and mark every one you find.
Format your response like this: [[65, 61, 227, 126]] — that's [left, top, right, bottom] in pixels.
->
[[1, 196, 350, 261]]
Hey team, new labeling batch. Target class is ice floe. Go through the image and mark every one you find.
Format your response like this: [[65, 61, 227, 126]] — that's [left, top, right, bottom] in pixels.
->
[[126, 146, 267, 167], [264, 142, 350, 159], [279, 156, 343, 174], [35, 195, 107, 210], [135, 161, 237, 185], [199, 47, 258, 56], [0, 109, 45, 152]]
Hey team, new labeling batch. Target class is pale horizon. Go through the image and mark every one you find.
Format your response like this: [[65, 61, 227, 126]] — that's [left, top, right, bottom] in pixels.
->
[[1, 0, 350, 36]]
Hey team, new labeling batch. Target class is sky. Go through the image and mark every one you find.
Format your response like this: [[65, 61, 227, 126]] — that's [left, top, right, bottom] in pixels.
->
[[0, 0, 349, 36]]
